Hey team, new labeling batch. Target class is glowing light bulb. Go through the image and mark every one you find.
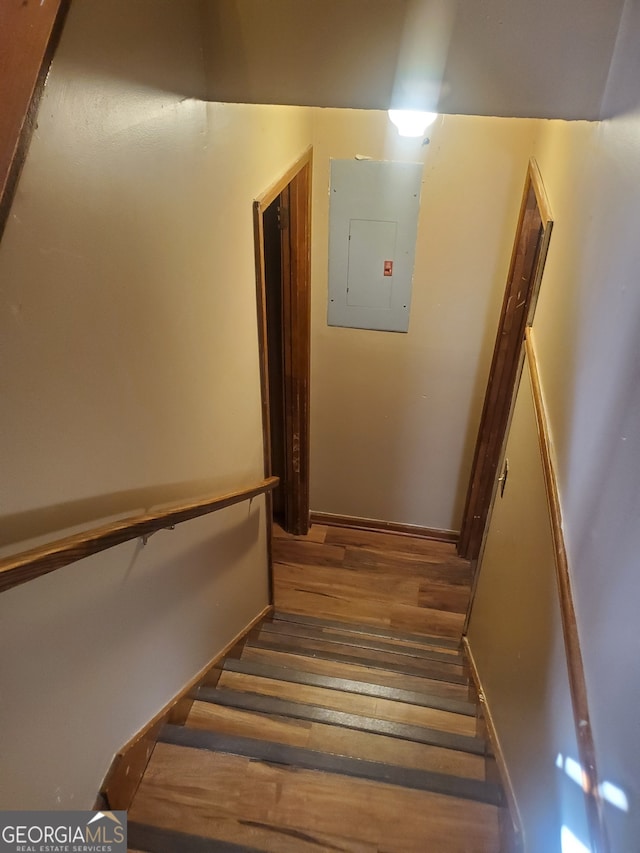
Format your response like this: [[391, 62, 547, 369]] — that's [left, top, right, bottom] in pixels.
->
[[388, 110, 438, 137]]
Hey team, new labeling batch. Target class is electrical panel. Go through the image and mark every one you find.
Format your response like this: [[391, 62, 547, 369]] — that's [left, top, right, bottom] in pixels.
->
[[328, 159, 423, 332]]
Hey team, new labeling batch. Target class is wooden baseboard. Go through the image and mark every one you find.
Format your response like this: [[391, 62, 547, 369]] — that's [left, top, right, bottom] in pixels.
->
[[98, 604, 273, 810], [463, 637, 524, 853], [310, 512, 459, 544]]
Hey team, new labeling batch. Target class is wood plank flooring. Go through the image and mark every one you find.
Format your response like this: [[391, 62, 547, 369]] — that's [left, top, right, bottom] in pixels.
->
[[127, 523, 503, 852], [273, 523, 472, 639], [129, 747, 499, 852]]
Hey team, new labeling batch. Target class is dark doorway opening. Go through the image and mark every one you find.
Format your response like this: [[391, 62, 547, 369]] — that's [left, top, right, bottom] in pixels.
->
[[254, 150, 312, 536], [263, 196, 286, 524]]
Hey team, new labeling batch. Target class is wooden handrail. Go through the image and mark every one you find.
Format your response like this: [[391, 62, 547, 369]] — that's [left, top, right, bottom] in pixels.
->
[[0, 476, 279, 594]]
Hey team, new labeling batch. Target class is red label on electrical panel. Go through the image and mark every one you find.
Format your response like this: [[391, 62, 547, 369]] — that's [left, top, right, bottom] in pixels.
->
[[384, 260, 393, 276]]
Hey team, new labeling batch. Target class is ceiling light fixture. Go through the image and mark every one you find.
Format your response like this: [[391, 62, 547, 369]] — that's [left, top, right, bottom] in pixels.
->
[[388, 109, 438, 138]]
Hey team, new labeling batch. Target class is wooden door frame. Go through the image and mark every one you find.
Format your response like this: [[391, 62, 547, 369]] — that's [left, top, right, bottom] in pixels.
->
[[0, 0, 69, 241], [459, 159, 553, 564], [253, 148, 312, 539]]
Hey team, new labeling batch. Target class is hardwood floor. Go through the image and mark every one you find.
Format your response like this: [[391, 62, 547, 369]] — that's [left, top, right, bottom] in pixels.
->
[[273, 523, 472, 640], [126, 524, 504, 852]]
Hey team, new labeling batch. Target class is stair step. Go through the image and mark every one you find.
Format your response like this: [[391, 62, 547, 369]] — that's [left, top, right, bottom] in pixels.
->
[[246, 632, 469, 685], [160, 724, 501, 805], [273, 565, 466, 638], [261, 619, 463, 664], [197, 686, 485, 754], [274, 609, 461, 650], [320, 522, 459, 553], [129, 822, 261, 853], [186, 701, 487, 780], [214, 670, 476, 735], [131, 810, 376, 853], [129, 744, 500, 852], [223, 656, 476, 716], [240, 646, 471, 701], [125, 532, 503, 852]]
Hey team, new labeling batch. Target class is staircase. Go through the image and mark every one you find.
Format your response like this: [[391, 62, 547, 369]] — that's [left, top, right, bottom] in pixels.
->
[[126, 609, 505, 852]]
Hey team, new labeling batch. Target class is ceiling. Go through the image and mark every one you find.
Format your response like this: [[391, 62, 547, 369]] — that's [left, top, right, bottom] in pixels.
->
[[201, 0, 628, 120]]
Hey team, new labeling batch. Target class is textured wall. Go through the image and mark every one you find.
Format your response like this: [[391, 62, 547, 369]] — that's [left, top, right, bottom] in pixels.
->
[[467, 360, 589, 852], [469, 34, 640, 844], [527, 108, 640, 851], [0, 0, 312, 808]]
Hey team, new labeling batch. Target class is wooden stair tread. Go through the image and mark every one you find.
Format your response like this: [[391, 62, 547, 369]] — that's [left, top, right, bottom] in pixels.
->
[[223, 656, 476, 715], [128, 823, 262, 853], [130, 816, 376, 853], [277, 526, 466, 567], [245, 633, 469, 685], [160, 725, 501, 804], [186, 701, 487, 780], [322, 524, 465, 558], [273, 562, 465, 639], [260, 619, 463, 664], [117, 527, 503, 851], [197, 686, 485, 754], [240, 646, 471, 700], [214, 670, 475, 735], [340, 545, 472, 585], [273, 610, 462, 650], [129, 743, 501, 852]]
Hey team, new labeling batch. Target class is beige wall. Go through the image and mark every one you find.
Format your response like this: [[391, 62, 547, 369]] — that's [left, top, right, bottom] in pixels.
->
[[468, 26, 640, 845], [0, 0, 312, 808], [467, 359, 589, 853], [310, 109, 536, 531], [528, 111, 640, 850], [0, 503, 269, 809]]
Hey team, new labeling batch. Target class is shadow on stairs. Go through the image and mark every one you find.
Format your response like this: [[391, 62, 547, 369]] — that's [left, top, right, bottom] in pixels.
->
[[126, 607, 507, 852]]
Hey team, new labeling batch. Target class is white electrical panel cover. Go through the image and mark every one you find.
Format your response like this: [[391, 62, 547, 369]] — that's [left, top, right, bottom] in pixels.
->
[[328, 159, 423, 332]]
